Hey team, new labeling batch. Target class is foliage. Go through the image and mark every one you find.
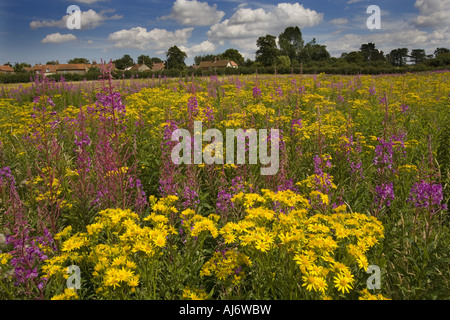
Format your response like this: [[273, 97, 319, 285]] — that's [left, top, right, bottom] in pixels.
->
[[114, 55, 135, 71], [194, 54, 221, 66], [360, 43, 385, 62], [300, 38, 331, 63], [277, 55, 291, 68], [278, 26, 304, 63], [137, 55, 153, 68], [222, 49, 245, 66], [256, 35, 280, 67], [67, 58, 90, 64], [13, 63, 32, 73], [387, 48, 409, 67], [166, 46, 187, 71], [410, 49, 427, 64]]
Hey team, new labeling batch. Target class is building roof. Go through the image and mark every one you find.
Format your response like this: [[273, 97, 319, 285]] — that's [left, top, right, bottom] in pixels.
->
[[198, 61, 214, 68], [90, 62, 116, 70], [33, 65, 58, 73], [130, 64, 150, 71], [130, 64, 139, 71], [32, 64, 92, 73], [32, 63, 120, 74], [152, 62, 165, 71], [198, 60, 237, 68], [56, 64, 91, 71], [0, 65, 14, 72]]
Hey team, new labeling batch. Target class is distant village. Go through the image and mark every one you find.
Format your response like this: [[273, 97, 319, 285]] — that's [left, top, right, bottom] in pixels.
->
[[0, 58, 239, 76]]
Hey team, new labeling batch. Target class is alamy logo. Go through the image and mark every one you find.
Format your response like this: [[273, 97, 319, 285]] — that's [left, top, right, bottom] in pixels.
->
[[367, 5, 381, 30], [67, 265, 81, 290], [171, 121, 280, 176], [366, 265, 381, 289], [66, 5, 81, 30]]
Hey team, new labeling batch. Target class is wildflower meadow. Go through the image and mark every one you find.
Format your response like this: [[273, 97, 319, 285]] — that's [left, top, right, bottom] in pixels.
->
[[0, 64, 448, 300]]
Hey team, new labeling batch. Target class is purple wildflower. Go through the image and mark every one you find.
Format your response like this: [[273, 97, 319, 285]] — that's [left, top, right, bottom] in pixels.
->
[[374, 182, 395, 208], [252, 86, 262, 99], [408, 181, 447, 212], [374, 137, 395, 173], [181, 187, 200, 210], [401, 104, 410, 114], [188, 96, 199, 118]]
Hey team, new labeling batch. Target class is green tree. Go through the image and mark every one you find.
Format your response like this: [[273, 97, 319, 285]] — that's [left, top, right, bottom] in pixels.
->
[[166, 46, 187, 70], [256, 35, 280, 67], [194, 54, 220, 65], [434, 47, 449, 58], [137, 55, 153, 68], [222, 48, 244, 66], [341, 51, 365, 64], [151, 57, 163, 64], [433, 52, 450, 66], [114, 54, 134, 70], [360, 43, 384, 61], [410, 49, 427, 64], [300, 39, 330, 62], [46, 60, 59, 65], [13, 62, 31, 73], [243, 58, 254, 67], [310, 44, 330, 62], [278, 26, 304, 63], [276, 55, 291, 68], [388, 48, 409, 66], [68, 58, 90, 64]]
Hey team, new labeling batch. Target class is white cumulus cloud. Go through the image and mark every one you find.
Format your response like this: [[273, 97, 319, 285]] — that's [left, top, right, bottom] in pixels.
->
[[330, 18, 349, 25], [160, 0, 225, 26], [323, 20, 449, 57], [107, 27, 194, 50], [41, 33, 77, 44], [207, 3, 323, 50], [30, 9, 122, 30], [179, 40, 217, 57], [414, 0, 450, 28]]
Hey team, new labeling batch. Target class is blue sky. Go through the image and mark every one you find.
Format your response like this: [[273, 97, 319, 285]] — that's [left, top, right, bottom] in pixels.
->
[[0, 0, 449, 66]]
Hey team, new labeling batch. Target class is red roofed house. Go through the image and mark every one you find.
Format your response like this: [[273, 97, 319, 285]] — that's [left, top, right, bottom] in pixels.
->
[[0, 65, 15, 74], [198, 60, 238, 71], [152, 62, 165, 72], [129, 64, 151, 72], [33, 63, 93, 76], [33, 64, 58, 76], [91, 62, 117, 71], [56, 64, 91, 75]]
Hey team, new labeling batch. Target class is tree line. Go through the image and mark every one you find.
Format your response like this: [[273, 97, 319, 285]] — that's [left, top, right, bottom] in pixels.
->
[[158, 26, 450, 71], [1, 25, 449, 83], [113, 26, 450, 76]]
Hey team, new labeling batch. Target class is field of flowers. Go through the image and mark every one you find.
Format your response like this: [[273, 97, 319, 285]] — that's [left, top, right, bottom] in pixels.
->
[[0, 64, 448, 300]]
